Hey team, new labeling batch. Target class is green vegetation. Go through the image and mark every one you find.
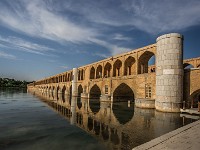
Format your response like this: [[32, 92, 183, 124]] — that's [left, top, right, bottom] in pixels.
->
[[0, 77, 34, 88]]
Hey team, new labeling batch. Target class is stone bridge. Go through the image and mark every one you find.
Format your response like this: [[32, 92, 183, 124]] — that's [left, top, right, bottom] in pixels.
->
[[28, 33, 200, 112]]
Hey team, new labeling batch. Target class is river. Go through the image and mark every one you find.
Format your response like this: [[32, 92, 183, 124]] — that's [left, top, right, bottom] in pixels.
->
[[0, 88, 196, 150]]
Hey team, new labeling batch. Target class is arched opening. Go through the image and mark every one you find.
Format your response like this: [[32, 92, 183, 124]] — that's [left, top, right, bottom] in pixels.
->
[[78, 69, 84, 80], [113, 83, 134, 102], [104, 62, 112, 78], [78, 70, 81, 80], [113, 59, 122, 77], [69, 85, 72, 101], [89, 84, 101, 98], [124, 56, 136, 76], [71, 72, 73, 81], [62, 86, 66, 102], [48, 86, 50, 93], [78, 85, 83, 97], [190, 89, 200, 108], [77, 85, 83, 109], [67, 73, 70, 81], [138, 51, 155, 74], [96, 65, 102, 79], [90, 66, 95, 79], [112, 83, 134, 124], [65, 74, 67, 82], [56, 86, 60, 100], [183, 63, 194, 69], [78, 70, 84, 81], [77, 97, 82, 109], [89, 84, 101, 114]]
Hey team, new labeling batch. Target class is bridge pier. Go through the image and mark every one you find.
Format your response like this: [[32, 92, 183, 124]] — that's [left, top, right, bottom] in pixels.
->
[[155, 33, 183, 112], [100, 95, 111, 102], [72, 68, 78, 97]]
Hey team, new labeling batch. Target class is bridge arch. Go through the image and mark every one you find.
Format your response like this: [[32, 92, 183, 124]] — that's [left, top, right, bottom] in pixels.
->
[[62, 85, 66, 94], [78, 84, 83, 97], [89, 84, 101, 98], [112, 83, 135, 125], [190, 89, 200, 108], [62, 85, 66, 102], [78, 69, 84, 80], [138, 51, 155, 74], [89, 84, 101, 114], [52, 86, 55, 93], [183, 63, 194, 69], [48, 86, 51, 93], [56, 86, 60, 93], [96, 65, 103, 79], [124, 56, 136, 76], [113, 59, 122, 77], [69, 85, 72, 98], [90, 66, 95, 79], [113, 83, 134, 102], [104, 62, 112, 78]]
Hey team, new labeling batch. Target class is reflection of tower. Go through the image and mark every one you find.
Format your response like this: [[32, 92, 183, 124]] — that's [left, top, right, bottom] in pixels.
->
[[72, 68, 78, 97], [156, 33, 183, 112], [70, 96, 77, 125]]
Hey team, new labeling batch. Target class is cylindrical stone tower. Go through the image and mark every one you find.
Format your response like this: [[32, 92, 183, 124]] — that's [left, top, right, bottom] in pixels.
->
[[72, 68, 78, 97], [155, 33, 183, 112]]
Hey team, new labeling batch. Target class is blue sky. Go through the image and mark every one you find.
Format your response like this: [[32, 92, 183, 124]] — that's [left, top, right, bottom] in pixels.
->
[[0, 0, 200, 81]]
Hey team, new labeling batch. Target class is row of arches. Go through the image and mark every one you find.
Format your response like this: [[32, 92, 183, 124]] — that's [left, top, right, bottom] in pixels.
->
[[35, 69, 86, 85], [90, 52, 155, 79], [39, 84, 83, 99], [89, 83, 134, 102], [38, 82, 135, 104]]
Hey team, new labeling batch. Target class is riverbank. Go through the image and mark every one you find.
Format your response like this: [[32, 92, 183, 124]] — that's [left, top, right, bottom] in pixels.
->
[[133, 120, 200, 150]]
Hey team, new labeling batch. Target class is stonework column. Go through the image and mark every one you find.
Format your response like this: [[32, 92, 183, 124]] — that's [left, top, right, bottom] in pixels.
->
[[70, 97, 77, 125], [72, 68, 78, 96], [155, 33, 183, 112]]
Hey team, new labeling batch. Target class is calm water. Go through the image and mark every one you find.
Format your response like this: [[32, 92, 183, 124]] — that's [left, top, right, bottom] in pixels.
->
[[0, 89, 197, 150]]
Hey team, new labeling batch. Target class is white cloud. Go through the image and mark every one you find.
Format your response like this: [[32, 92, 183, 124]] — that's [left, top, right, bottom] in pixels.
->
[[0, 50, 16, 60], [1, 0, 198, 58], [88, 38, 130, 56], [113, 34, 132, 41], [0, 36, 55, 55], [0, 0, 96, 44], [60, 0, 200, 34]]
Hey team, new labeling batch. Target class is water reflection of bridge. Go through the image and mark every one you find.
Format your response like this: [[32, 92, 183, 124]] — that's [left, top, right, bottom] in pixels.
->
[[30, 90, 195, 150]]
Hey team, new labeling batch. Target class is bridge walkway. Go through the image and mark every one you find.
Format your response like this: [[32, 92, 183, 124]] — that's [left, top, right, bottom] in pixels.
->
[[133, 120, 200, 150]]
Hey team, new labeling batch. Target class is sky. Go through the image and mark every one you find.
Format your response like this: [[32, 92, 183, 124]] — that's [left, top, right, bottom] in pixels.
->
[[0, 0, 200, 81]]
